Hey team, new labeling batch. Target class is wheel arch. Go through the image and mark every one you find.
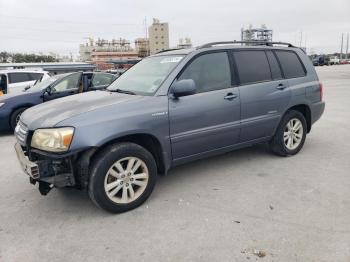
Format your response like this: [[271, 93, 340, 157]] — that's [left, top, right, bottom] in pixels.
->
[[89, 133, 167, 176], [287, 104, 312, 133], [9, 104, 34, 126]]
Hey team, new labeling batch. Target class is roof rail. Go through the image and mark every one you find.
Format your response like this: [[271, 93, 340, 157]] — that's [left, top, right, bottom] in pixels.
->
[[156, 48, 184, 54], [198, 41, 296, 49]]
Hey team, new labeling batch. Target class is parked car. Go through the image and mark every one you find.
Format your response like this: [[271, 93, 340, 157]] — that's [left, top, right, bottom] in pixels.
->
[[340, 59, 349, 65], [0, 70, 51, 95], [329, 56, 340, 65], [0, 71, 116, 130], [14, 41, 325, 213], [312, 55, 329, 66]]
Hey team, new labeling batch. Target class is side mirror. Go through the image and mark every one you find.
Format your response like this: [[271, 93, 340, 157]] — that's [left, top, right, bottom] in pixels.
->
[[24, 85, 31, 91], [171, 79, 196, 98], [46, 86, 53, 95]]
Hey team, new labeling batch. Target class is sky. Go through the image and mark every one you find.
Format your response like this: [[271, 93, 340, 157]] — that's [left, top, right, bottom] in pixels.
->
[[0, 0, 349, 56]]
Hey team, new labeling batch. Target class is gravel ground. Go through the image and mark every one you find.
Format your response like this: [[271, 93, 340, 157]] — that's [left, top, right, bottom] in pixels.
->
[[0, 65, 349, 262]]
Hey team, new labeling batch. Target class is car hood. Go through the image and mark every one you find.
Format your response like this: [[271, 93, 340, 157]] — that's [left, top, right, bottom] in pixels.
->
[[0, 90, 41, 102], [21, 91, 144, 130]]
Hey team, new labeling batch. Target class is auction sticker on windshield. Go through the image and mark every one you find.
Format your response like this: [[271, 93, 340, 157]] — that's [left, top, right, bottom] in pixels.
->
[[160, 57, 183, 63]]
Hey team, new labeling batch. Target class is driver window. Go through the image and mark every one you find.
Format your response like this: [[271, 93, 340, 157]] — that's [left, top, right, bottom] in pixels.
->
[[178, 52, 231, 93], [53, 73, 81, 92], [91, 73, 116, 88]]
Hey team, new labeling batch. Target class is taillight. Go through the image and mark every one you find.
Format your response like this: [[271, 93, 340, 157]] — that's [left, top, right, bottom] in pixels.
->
[[319, 82, 323, 101]]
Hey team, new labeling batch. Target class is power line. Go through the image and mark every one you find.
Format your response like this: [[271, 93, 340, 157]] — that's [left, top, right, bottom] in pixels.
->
[[0, 35, 80, 44], [1, 25, 144, 35], [0, 13, 141, 26]]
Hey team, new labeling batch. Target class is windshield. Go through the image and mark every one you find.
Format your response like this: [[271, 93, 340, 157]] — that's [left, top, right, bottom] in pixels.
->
[[28, 75, 60, 91], [107, 55, 184, 95]]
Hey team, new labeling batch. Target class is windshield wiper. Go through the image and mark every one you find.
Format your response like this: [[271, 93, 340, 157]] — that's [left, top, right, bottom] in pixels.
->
[[109, 89, 136, 95]]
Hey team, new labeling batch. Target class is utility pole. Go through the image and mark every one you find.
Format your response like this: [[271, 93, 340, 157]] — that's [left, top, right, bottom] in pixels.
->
[[340, 33, 344, 60], [346, 33, 349, 60], [144, 17, 148, 39]]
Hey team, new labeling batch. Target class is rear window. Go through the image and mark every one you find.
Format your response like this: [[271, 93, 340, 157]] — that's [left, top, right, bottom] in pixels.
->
[[8, 73, 31, 84], [233, 50, 271, 85], [275, 51, 306, 78]]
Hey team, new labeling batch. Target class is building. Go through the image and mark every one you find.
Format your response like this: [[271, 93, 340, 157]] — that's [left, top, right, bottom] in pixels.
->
[[241, 24, 273, 43], [148, 18, 169, 54], [135, 38, 150, 58], [79, 38, 133, 62], [79, 38, 140, 70], [90, 51, 140, 70]]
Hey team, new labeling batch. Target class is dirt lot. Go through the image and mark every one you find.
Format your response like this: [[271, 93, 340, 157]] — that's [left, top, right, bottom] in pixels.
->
[[0, 65, 349, 262]]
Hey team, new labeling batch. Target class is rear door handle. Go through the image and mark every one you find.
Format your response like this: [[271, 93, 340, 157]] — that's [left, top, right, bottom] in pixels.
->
[[224, 93, 238, 100], [276, 83, 287, 90]]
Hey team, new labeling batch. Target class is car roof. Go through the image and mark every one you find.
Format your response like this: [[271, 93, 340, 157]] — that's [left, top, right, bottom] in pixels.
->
[[0, 69, 49, 74]]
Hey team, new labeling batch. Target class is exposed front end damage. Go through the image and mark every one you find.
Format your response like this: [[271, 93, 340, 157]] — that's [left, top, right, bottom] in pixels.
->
[[15, 142, 96, 195]]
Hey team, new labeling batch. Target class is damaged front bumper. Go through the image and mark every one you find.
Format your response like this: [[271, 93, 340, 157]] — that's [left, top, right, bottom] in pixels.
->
[[15, 142, 78, 195]]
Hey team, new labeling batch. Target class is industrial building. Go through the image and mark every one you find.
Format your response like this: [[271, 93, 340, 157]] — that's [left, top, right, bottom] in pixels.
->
[[78, 18, 170, 69], [177, 38, 192, 49], [135, 38, 150, 57], [90, 51, 140, 70], [148, 18, 169, 54], [241, 24, 273, 43], [79, 38, 140, 70]]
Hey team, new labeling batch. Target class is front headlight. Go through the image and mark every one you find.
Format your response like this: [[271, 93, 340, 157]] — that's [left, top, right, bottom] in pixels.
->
[[0, 102, 5, 107], [31, 127, 74, 152]]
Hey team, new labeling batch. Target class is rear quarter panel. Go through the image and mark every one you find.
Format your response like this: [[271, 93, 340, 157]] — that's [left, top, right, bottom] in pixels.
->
[[286, 49, 321, 108]]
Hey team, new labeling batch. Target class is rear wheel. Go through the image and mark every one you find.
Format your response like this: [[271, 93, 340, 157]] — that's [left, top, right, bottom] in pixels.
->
[[88, 142, 157, 213], [10, 107, 28, 130], [270, 110, 307, 156]]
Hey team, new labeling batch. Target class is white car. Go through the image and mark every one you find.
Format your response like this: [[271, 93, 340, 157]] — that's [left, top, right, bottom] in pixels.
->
[[0, 70, 51, 95], [329, 56, 340, 65]]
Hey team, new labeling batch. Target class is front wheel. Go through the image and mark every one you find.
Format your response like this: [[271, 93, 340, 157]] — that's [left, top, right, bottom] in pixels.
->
[[270, 110, 307, 156], [88, 142, 157, 213]]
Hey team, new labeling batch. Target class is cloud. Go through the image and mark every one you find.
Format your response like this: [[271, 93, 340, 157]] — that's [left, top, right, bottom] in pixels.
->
[[0, 0, 349, 55]]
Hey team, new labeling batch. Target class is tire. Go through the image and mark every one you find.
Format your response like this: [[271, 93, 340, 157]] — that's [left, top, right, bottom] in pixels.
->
[[10, 107, 28, 130], [88, 142, 157, 213], [269, 110, 307, 156]]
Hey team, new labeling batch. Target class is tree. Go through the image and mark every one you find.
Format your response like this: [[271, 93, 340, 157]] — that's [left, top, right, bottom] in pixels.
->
[[0, 52, 58, 63]]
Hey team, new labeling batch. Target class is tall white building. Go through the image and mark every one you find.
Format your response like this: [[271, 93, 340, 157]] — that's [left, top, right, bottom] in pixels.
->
[[148, 18, 169, 55]]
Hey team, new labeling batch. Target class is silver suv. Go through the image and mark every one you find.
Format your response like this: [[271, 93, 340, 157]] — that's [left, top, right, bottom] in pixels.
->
[[14, 41, 325, 213]]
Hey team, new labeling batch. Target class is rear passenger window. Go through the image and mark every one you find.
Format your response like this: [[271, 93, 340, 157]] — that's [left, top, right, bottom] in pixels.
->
[[178, 52, 232, 93], [28, 73, 43, 81], [233, 51, 271, 85], [275, 51, 306, 78], [266, 51, 282, 80], [8, 73, 31, 84]]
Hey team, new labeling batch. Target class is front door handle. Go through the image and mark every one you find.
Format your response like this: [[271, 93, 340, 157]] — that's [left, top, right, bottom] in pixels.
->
[[224, 93, 238, 100], [276, 83, 287, 90]]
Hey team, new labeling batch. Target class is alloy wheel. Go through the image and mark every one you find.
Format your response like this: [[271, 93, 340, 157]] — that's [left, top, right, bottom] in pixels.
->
[[284, 118, 303, 150], [104, 157, 149, 204]]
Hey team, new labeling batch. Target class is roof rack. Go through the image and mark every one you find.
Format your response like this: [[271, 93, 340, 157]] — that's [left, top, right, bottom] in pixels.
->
[[156, 48, 184, 54], [198, 41, 296, 49]]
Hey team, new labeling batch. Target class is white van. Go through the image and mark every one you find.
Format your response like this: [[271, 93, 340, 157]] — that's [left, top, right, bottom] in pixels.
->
[[0, 70, 51, 95]]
